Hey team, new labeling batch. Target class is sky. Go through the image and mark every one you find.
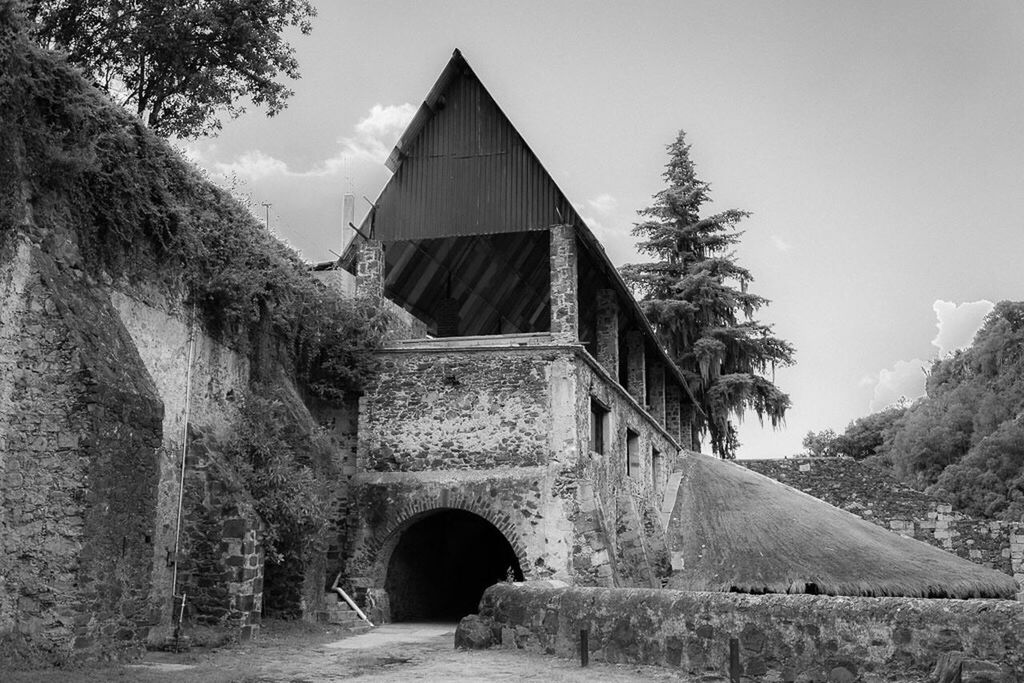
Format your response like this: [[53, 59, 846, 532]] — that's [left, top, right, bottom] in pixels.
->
[[183, 0, 1024, 458]]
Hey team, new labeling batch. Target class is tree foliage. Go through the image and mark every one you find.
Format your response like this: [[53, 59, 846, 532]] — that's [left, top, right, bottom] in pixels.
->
[[24, 0, 315, 137], [802, 429, 840, 458], [220, 390, 332, 562], [621, 131, 795, 457], [841, 301, 1024, 520], [833, 404, 908, 461]]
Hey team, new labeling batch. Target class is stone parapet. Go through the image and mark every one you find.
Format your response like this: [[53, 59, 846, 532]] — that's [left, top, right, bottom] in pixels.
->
[[479, 582, 1024, 681]]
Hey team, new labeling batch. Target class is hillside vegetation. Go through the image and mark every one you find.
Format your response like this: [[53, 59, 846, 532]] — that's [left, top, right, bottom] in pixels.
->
[[828, 302, 1024, 521], [1, 5, 383, 400], [1, 5, 384, 572]]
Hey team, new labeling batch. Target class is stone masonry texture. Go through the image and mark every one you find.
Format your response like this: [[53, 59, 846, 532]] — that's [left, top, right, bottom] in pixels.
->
[[548, 225, 578, 343], [360, 348, 555, 471], [1, 241, 162, 666], [479, 582, 1024, 681]]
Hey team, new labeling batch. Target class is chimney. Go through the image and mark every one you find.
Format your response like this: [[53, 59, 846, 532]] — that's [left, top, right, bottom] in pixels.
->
[[341, 193, 356, 255]]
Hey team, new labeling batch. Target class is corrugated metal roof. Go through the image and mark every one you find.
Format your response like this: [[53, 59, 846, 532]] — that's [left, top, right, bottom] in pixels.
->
[[374, 50, 575, 241]]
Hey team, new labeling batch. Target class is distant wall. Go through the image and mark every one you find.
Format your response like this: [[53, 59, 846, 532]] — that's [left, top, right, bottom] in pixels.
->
[[479, 582, 1024, 681], [743, 458, 1024, 597]]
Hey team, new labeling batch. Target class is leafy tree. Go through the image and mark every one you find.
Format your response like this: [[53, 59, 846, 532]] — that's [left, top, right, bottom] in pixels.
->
[[24, 0, 316, 137], [856, 301, 1024, 518], [930, 418, 1024, 520], [621, 131, 795, 457], [802, 429, 840, 457], [832, 404, 907, 461]]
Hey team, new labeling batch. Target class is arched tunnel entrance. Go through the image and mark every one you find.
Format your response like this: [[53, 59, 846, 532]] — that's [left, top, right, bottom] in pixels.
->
[[384, 509, 524, 622]]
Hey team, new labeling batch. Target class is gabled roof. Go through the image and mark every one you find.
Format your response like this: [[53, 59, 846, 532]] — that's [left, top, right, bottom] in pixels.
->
[[372, 48, 577, 241], [344, 49, 697, 403]]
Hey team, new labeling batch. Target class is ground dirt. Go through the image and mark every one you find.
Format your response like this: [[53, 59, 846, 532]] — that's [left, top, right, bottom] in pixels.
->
[[6, 620, 694, 682]]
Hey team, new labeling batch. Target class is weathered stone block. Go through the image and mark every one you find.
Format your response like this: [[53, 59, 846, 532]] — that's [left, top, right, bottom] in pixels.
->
[[454, 614, 494, 649]]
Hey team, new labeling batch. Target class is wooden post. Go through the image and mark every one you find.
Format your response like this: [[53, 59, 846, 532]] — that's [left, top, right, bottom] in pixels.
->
[[729, 637, 740, 682], [580, 628, 589, 667]]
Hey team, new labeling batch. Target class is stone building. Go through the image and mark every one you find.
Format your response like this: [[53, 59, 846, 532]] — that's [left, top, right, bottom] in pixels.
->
[[324, 50, 697, 622]]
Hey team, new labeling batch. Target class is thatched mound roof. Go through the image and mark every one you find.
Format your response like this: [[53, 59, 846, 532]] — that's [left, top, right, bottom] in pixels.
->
[[666, 454, 1018, 599]]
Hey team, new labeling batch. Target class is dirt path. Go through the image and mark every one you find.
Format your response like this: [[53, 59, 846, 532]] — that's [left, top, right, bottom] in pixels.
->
[[9, 622, 693, 682]]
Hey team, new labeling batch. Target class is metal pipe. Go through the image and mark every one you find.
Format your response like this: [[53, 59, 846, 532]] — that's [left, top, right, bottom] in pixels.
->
[[331, 571, 374, 626], [170, 300, 197, 607]]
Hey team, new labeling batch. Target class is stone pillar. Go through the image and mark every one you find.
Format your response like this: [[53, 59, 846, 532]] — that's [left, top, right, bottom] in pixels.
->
[[665, 382, 682, 444], [356, 239, 384, 301], [647, 362, 665, 425], [626, 331, 646, 405], [549, 224, 578, 343], [595, 289, 619, 375]]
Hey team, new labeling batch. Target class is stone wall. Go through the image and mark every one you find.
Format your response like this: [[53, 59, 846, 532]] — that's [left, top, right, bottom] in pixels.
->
[[108, 288, 253, 641], [347, 335, 680, 618], [571, 354, 676, 588], [1, 236, 340, 662], [478, 582, 1024, 681], [175, 430, 263, 638], [1, 241, 162, 665], [743, 458, 1024, 596], [359, 344, 557, 471]]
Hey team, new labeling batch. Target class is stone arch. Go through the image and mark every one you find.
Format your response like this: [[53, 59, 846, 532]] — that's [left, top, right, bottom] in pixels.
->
[[362, 491, 530, 622], [365, 489, 531, 588]]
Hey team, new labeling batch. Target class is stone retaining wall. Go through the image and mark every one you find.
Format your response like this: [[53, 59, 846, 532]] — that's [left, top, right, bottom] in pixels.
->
[[478, 582, 1024, 681], [0, 243, 163, 665]]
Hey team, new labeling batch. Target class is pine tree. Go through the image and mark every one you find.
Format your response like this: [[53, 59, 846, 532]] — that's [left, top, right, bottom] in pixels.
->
[[621, 131, 795, 458]]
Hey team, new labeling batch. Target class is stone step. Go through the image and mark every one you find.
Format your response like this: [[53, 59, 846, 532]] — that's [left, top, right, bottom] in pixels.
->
[[316, 608, 369, 626]]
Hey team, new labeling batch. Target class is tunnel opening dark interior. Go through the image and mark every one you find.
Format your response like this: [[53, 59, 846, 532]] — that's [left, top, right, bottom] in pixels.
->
[[385, 509, 524, 622]]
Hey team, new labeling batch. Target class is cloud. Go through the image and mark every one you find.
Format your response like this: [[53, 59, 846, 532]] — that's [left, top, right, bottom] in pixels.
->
[[212, 150, 290, 180], [185, 102, 416, 183], [863, 299, 993, 413], [931, 299, 994, 356], [177, 102, 416, 261], [339, 103, 417, 164], [771, 234, 792, 252], [867, 358, 928, 412], [587, 193, 618, 215]]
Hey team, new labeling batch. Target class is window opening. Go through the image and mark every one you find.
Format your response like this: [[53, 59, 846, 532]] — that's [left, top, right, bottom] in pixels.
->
[[652, 446, 662, 495], [626, 429, 640, 476], [590, 398, 609, 455]]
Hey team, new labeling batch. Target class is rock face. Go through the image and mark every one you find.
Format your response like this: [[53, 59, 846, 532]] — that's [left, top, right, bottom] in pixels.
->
[[933, 652, 1019, 683], [454, 614, 494, 650]]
